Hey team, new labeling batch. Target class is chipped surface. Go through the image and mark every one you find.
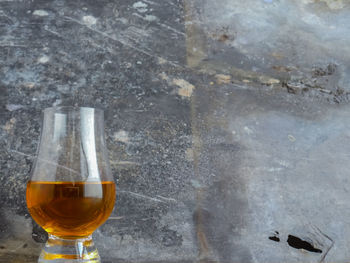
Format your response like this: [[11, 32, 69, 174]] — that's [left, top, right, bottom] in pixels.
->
[[37, 55, 49, 64], [32, 10, 49, 16], [133, 1, 148, 13], [188, 0, 350, 102], [172, 78, 195, 97], [3, 118, 16, 133], [82, 15, 97, 26], [215, 74, 231, 85], [113, 130, 129, 143]]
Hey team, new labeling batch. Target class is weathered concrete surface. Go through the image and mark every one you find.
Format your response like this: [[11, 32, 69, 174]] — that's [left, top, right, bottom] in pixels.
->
[[187, 0, 350, 103], [190, 84, 349, 263], [1, 0, 350, 262]]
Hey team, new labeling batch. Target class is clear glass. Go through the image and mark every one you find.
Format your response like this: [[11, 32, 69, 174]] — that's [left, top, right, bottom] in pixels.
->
[[26, 107, 116, 263]]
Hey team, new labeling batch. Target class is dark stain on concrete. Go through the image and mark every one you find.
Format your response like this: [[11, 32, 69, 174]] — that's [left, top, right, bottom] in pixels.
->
[[269, 231, 280, 242], [191, 84, 253, 262], [287, 235, 322, 253]]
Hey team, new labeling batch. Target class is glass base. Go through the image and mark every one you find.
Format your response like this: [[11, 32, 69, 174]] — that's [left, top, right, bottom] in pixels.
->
[[38, 234, 100, 263]]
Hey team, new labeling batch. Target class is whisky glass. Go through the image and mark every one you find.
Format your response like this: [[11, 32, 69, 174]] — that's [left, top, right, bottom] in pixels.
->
[[26, 107, 116, 262]]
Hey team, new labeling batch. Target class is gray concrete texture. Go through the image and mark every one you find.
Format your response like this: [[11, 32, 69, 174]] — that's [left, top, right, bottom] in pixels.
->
[[0, 0, 350, 262]]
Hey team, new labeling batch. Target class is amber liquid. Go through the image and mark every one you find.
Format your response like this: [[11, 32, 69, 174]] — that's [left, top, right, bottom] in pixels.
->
[[26, 181, 115, 239]]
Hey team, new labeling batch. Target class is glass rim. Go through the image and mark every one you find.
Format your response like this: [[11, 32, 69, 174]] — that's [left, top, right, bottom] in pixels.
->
[[43, 106, 103, 114]]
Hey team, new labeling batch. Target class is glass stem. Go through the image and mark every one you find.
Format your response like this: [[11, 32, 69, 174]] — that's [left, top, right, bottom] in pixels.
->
[[38, 234, 100, 263]]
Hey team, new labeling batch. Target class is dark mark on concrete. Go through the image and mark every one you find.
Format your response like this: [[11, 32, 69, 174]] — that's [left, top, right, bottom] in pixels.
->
[[287, 235, 322, 253], [268, 231, 280, 242]]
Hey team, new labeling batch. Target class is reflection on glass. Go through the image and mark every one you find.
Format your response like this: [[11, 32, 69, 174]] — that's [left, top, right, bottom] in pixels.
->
[[26, 107, 115, 263]]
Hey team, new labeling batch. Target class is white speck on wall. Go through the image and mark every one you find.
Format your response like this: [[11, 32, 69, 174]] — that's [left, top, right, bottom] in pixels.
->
[[172, 78, 195, 98], [144, 15, 157, 22], [244, 126, 253, 135], [278, 160, 291, 168], [82, 15, 97, 26], [288, 134, 296, 142], [190, 179, 202, 189], [133, 1, 148, 8], [114, 130, 129, 143], [37, 55, 49, 64], [133, 1, 148, 13], [267, 167, 283, 172], [33, 10, 49, 16], [158, 57, 167, 64]]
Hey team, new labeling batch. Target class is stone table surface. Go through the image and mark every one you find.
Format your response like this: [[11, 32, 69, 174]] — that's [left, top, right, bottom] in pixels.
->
[[1, 0, 350, 262]]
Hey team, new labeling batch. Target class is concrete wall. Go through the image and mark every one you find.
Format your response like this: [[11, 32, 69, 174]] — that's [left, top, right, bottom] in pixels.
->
[[1, 0, 350, 262]]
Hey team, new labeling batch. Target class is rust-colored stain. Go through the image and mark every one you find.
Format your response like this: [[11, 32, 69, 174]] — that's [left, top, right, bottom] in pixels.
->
[[218, 34, 229, 42], [3, 118, 16, 134], [272, 65, 294, 72], [197, 221, 210, 254], [172, 78, 195, 98], [215, 74, 231, 85]]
